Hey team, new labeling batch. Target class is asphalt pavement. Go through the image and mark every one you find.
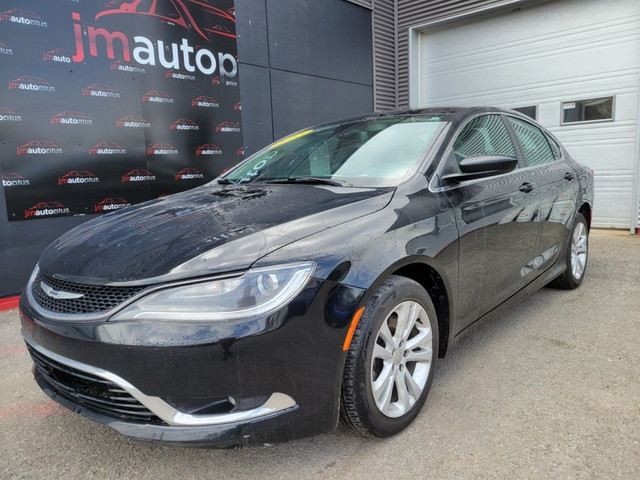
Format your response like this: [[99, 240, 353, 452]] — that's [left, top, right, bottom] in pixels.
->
[[0, 229, 638, 479]]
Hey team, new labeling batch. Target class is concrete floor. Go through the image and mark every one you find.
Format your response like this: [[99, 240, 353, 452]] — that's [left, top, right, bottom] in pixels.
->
[[0, 229, 638, 479]]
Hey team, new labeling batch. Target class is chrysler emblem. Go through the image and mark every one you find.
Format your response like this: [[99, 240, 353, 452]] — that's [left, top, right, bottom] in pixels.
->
[[40, 282, 84, 300]]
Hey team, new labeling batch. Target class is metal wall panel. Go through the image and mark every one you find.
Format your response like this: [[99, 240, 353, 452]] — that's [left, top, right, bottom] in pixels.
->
[[372, 0, 397, 110]]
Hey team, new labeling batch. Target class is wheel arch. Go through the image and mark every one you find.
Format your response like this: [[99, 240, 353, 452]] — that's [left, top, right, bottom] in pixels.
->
[[578, 202, 592, 230], [363, 257, 454, 358]]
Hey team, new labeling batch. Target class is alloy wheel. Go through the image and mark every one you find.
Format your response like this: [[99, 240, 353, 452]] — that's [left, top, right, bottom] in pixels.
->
[[570, 222, 588, 280]]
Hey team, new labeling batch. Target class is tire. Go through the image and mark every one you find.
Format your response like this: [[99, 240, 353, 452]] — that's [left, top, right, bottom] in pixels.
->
[[340, 275, 439, 437], [549, 212, 589, 290]]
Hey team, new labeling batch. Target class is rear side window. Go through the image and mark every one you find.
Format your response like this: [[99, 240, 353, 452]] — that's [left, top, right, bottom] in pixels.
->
[[453, 114, 516, 167], [507, 117, 555, 167]]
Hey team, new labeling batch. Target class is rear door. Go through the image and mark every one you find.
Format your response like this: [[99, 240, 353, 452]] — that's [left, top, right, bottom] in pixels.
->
[[438, 113, 540, 330], [505, 116, 579, 275]]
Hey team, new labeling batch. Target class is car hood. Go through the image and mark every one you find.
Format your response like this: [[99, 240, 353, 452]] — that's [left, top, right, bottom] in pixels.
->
[[38, 184, 394, 284]]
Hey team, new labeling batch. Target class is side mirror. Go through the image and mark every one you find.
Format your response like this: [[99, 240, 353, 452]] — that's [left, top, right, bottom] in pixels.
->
[[441, 155, 518, 183]]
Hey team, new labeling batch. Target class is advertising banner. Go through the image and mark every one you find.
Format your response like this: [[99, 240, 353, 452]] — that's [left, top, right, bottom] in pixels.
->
[[0, 0, 242, 221]]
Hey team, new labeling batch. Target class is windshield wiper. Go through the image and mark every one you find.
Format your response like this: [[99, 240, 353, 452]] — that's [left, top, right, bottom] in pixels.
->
[[257, 177, 346, 187], [216, 178, 234, 184]]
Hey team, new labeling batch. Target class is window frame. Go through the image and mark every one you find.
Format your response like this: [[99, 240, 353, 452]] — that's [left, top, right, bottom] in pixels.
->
[[560, 96, 615, 126], [504, 113, 558, 168], [430, 112, 524, 191]]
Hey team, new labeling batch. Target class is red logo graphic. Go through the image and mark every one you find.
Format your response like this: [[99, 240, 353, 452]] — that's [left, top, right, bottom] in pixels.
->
[[237, 146, 245, 156], [234, 101, 241, 111], [0, 107, 21, 121], [142, 90, 174, 103], [17, 140, 62, 155], [175, 168, 204, 181], [8, 76, 55, 92], [204, 24, 236, 39], [25, 202, 69, 219], [89, 142, 127, 155], [211, 75, 220, 85], [170, 118, 199, 130], [1, 9, 47, 27], [51, 111, 94, 125], [82, 83, 121, 98], [191, 95, 218, 107], [94, 0, 235, 42], [42, 48, 72, 62], [95, 197, 131, 213], [196, 144, 222, 156], [147, 143, 179, 155], [216, 121, 240, 133], [2, 172, 30, 187], [58, 171, 100, 186], [116, 115, 151, 128], [122, 169, 156, 182]]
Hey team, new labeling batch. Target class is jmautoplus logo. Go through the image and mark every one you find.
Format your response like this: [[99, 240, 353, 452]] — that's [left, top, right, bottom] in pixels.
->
[[0, 107, 22, 122], [111, 59, 146, 74], [25, 202, 69, 219], [237, 146, 245, 156], [43, 48, 72, 63], [89, 142, 126, 155], [192, 95, 218, 108], [8, 76, 55, 92], [166, 69, 196, 81], [82, 84, 121, 98], [17, 140, 62, 155], [147, 143, 179, 155], [142, 90, 174, 103], [58, 170, 100, 186], [51, 111, 94, 126], [216, 121, 240, 133], [175, 168, 204, 181], [70, 10, 238, 79], [0, 41, 13, 55], [117, 115, 150, 128], [196, 144, 222, 156], [170, 119, 199, 131], [2, 172, 30, 187], [1, 9, 47, 28], [234, 102, 241, 111], [122, 169, 156, 182], [95, 197, 131, 213]]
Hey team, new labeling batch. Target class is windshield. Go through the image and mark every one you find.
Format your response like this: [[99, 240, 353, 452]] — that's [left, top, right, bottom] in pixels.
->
[[221, 116, 446, 187]]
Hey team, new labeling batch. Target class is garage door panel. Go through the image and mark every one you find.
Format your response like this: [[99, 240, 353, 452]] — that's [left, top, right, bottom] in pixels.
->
[[419, 0, 640, 229]]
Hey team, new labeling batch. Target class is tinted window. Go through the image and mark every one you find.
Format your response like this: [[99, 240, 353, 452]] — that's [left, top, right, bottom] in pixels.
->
[[562, 97, 613, 124], [508, 117, 555, 167], [453, 114, 516, 166]]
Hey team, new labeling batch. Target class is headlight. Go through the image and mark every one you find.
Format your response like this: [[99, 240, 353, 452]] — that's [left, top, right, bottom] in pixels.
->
[[110, 262, 315, 322]]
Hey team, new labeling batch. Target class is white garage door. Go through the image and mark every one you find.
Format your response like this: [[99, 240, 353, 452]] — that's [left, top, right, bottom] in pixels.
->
[[418, 0, 640, 229]]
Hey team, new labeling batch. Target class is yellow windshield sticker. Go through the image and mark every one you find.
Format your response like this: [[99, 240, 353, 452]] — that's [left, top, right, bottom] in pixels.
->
[[270, 129, 313, 148]]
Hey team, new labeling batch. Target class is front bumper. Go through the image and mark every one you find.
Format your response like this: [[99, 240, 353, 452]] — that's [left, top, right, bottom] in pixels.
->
[[20, 278, 366, 446]]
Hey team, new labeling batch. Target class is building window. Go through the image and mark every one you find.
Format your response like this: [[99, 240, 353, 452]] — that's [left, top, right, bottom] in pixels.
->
[[562, 97, 614, 124], [512, 106, 537, 120]]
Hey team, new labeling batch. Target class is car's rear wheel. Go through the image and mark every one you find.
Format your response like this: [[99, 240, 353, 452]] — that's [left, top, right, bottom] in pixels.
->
[[549, 212, 589, 290], [340, 275, 438, 437]]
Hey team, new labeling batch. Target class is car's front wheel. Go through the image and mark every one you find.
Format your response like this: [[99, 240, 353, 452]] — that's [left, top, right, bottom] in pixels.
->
[[341, 275, 438, 437]]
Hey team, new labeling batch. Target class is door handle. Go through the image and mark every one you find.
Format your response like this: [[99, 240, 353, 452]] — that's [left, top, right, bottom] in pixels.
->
[[519, 182, 535, 193], [564, 172, 575, 181]]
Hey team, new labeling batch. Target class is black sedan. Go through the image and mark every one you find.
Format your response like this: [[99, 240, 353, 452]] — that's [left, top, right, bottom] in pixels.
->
[[20, 107, 593, 446]]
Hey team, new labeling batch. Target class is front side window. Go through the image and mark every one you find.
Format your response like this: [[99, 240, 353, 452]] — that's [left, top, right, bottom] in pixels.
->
[[507, 117, 555, 167], [222, 116, 446, 187], [452, 114, 516, 167]]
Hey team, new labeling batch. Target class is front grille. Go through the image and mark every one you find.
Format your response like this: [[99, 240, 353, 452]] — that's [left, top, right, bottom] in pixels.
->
[[28, 345, 165, 425], [32, 272, 145, 314]]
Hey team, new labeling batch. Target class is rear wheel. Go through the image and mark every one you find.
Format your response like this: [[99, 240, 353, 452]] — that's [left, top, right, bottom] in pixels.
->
[[340, 275, 438, 437], [549, 213, 589, 290]]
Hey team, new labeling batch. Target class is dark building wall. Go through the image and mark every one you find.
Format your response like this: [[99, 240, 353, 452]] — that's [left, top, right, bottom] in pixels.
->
[[235, 0, 374, 155], [0, 0, 374, 297]]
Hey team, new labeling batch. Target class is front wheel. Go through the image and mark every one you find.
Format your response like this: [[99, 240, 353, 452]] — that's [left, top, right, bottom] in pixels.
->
[[340, 275, 438, 437], [549, 212, 589, 290]]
